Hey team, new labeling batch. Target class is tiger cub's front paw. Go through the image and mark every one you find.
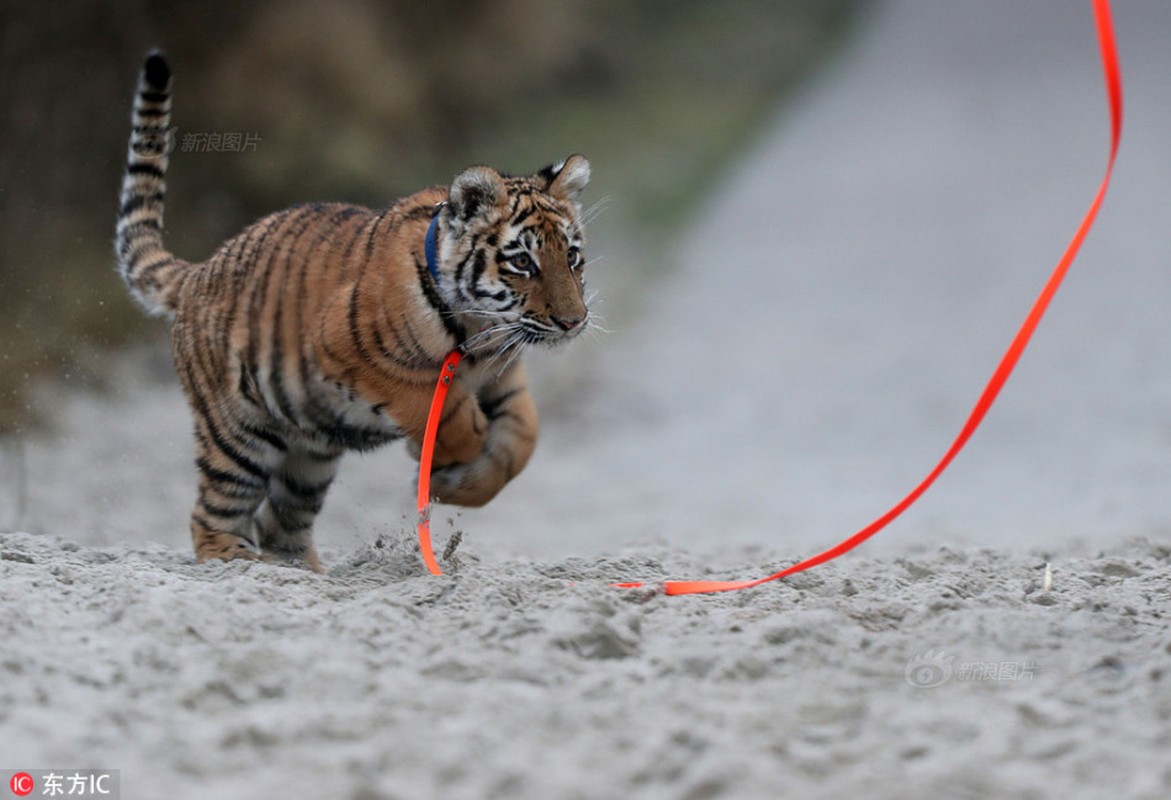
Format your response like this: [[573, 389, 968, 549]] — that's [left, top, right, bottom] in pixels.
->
[[428, 460, 501, 508]]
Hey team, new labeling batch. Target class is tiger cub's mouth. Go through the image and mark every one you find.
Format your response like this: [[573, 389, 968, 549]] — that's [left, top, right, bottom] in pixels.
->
[[461, 314, 585, 357], [522, 315, 587, 346]]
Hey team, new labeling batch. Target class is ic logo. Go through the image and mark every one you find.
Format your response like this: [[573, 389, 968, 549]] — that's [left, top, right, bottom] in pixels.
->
[[9, 772, 35, 797]]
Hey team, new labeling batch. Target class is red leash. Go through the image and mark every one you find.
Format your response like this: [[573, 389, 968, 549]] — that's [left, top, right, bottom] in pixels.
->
[[416, 349, 463, 576], [417, 0, 1122, 593], [657, 0, 1123, 595]]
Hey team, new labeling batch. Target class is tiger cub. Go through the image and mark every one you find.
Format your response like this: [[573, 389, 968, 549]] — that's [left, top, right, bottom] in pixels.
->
[[115, 52, 593, 570]]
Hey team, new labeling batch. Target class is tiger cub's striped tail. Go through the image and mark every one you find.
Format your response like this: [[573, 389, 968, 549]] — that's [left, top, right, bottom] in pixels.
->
[[115, 51, 188, 316]]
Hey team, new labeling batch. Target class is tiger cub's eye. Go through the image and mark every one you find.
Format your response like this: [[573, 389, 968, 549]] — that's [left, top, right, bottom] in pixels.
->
[[566, 248, 583, 270], [508, 253, 534, 274]]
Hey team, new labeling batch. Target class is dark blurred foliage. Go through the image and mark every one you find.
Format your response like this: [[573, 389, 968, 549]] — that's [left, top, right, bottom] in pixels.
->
[[0, 0, 857, 431]]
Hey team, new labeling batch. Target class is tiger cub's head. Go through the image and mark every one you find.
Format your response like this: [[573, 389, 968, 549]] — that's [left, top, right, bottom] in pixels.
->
[[437, 154, 592, 355]]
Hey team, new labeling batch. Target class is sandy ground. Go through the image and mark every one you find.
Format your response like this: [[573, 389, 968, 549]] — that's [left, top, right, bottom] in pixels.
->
[[4, 1, 1171, 797], [2, 531, 1170, 799]]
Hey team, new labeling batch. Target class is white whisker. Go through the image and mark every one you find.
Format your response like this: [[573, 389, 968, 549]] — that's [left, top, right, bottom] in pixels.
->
[[584, 314, 611, 336], [483, 329, 528, 376], [494, 335, 528, 377], [580, 196, 611, 227], [463, 321, 524, 352], [462, 308, 515, 320]]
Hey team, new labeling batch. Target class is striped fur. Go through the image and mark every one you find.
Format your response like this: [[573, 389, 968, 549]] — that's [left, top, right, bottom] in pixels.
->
[[115, 53, 593, 570]]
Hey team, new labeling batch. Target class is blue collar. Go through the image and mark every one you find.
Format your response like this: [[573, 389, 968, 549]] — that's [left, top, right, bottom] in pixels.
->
[[425, 212, 441, 284]]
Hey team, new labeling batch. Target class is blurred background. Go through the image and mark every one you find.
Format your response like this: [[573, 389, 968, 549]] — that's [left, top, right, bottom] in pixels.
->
[[0, 0, 857, 433], [5, 1, 1169, 563]]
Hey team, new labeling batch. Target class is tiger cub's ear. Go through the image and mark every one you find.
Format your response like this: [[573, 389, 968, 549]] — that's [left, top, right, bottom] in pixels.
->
[[448, 166, 507, 230], [538, 154, 590, 206]]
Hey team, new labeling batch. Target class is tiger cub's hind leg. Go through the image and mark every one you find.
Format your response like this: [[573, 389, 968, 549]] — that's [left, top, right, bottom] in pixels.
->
[[255, 441, 341, 572], [190, 418, 284, 565]]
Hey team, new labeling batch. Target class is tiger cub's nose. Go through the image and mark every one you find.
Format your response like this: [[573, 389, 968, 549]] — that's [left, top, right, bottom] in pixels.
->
[[552, 314, 584, 332]]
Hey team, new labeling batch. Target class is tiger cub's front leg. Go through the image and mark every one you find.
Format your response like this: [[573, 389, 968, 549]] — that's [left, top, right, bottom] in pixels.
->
[[430, 378, 491, 468], [391, 373, 490, 470], [429, 362, 538, 508]]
